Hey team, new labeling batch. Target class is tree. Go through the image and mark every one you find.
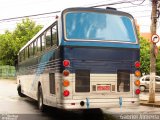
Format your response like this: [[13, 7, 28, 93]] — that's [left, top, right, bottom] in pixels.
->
[[139, 34, 160, 76], [0, 18, 42, 65], [0, 31, 14, 65], [139, 35, 150, 75], [12, 18, 43, 54]]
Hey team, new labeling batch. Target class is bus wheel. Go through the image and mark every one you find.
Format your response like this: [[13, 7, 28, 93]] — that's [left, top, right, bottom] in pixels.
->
[[17, 84, 26, 97], [38, 85, 45, 112]]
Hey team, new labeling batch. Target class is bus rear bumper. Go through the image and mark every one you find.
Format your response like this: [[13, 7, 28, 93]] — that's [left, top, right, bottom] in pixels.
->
[[57, 98, 139, 109]]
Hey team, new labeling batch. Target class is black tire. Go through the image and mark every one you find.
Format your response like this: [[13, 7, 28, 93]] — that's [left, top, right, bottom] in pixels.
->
[[17, 84, 26, 97], [38, 85, 45, 112]]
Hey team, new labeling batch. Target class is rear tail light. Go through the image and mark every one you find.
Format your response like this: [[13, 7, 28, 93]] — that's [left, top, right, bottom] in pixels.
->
[[134, 80, 140, 86], [63, 90, 70, 97], [135, 70, 141, 77], [135, 89, 141, 94], [135, 61, 140, 68], [63, 70, 70, 76], [63, 60, 70, 67], [63, 80, 70, 87]]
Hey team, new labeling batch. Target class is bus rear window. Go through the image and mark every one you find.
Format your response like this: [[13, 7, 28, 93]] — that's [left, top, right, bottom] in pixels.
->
[[65, 12, 137, 43]]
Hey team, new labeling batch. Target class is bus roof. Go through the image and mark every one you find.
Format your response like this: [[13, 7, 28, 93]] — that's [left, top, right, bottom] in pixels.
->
[[62, 7, 134, 20]]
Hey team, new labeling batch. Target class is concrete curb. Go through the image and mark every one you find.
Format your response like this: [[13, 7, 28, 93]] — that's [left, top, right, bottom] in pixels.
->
[[140, 100, 160, 107]]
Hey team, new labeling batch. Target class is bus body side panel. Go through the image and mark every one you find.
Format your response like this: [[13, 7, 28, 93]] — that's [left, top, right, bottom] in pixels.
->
[[17, 57, 39, 99], [17, 47, 62, 107], [36, 48, 59, 106]]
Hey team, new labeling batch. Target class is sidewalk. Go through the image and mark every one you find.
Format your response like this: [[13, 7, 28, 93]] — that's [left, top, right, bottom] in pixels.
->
[[140, 100, 160, 107]]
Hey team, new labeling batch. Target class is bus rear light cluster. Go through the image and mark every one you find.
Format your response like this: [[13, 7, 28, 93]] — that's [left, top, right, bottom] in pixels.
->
[[62, 60, 71, 97], [63, 90, 70, 97], [63, 80, 70, 87], [134, 61, 141, 94], [63, 60, 70, 67]]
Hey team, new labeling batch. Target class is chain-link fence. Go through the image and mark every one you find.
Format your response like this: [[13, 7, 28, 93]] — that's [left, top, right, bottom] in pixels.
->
[[0, 66, 16, 78]]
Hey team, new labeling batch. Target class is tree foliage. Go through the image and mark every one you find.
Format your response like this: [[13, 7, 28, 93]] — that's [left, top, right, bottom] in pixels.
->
[[139, 34, 150, 75], [139, 34, 160, 76], [0, 18, 42, 65]]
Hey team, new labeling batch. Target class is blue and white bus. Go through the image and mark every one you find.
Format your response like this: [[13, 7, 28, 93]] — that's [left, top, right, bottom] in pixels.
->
[[17, 7, 141, 111]]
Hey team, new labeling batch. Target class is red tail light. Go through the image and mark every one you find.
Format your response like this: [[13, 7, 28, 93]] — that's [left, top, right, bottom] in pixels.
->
[[135, 61, 140, 68], [63, 60, 70, 67], [135, 89, 140, 94], [63, 70, 70, 76], [63, 90, 70, 97]]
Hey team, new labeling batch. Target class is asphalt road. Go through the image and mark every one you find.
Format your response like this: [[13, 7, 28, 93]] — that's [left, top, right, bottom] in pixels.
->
[[1, 79, 160, 120], [0, 79, 112, 120]]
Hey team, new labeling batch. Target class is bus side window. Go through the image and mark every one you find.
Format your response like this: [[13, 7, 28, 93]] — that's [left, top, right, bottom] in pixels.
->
[[29, 43, 33, 58], [33, 40, 37, 56], [52, 25, 57, 46], [19, 50, 25, 62], [37, 37, 42, 54], [42, 34, 46, 51], [25, 47, 29, 60], [22, 50, 25, 61], [45, 29, 51, 48]]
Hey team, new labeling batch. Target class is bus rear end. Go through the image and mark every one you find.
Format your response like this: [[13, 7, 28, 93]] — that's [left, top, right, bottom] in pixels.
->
[[57, 7, 140, 109]]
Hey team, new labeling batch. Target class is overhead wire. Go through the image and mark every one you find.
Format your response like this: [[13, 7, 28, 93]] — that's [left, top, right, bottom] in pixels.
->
[[129, 0, 146, 5], [90, 0, 140, 7], [0, 0, 151, 32], [117, 3, 149, 9], [0, 15, 57, 23], [0, 11, 60, 22], [82, 0, 114, 7], [128, 9, 151, 13], [0, 0, 147, 23]]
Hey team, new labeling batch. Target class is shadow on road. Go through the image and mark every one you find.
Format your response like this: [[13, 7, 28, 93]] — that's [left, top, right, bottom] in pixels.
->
[[43, 107, 104, 120], [20, 97, 116, 120]]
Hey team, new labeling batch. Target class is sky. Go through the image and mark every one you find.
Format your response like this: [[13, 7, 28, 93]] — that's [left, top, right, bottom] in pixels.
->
[[0, 0, 154, 35]]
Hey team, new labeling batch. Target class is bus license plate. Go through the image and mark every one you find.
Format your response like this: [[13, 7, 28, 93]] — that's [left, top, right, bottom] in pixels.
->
[[97, 85, 110, 91]]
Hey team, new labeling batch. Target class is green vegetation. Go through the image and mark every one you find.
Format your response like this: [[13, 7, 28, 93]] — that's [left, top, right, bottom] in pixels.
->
[[0, 65, 16, 79], [139, 35, 150, 75], [0, 18, 42, 65], [139, 34, 160, 75]]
